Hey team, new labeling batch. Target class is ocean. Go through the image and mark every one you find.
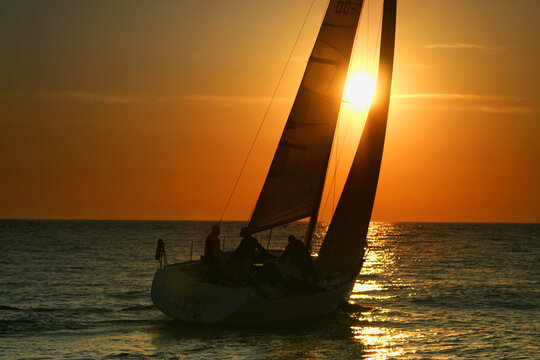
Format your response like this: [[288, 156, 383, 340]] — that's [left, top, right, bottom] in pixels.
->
[[0, 220, 538, 359]]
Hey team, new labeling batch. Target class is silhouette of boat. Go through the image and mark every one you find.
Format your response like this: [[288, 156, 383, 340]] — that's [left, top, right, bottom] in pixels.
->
[[151, 0, 397, 324]]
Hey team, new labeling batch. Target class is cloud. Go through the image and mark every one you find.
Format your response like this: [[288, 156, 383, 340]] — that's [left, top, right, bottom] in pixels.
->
[[423, 43, 506, 51], [392, 93, 522, 101], [171, 94, 290, 104], [434, 105, 535, 115], [402, 63, 431, 69], [36, 91, 291, 106], [9, 91, 535, 114], [391, 93, 535, 114], [39, 91, 150, 104]]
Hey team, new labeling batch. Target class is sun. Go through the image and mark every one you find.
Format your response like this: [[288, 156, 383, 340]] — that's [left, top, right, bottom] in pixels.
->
[[343, 72, 376, 109]]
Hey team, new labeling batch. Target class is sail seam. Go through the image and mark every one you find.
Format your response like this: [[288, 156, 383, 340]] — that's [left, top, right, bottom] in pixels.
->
[[317, 38, 345, 56], [323, 23, 355, 29], [299, 84, 333, 100], [309, 57, 340, 66]]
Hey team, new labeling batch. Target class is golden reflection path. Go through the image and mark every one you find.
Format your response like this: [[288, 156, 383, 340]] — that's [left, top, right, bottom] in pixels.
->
[[349, 222, 415, 359]]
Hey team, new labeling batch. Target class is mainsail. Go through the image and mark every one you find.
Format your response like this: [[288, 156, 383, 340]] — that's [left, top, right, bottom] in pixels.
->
[[317, 0, 397, 272], [248, 0, 365, 234]]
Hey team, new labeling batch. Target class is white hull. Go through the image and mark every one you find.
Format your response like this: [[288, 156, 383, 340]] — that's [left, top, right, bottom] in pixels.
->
[[151, 262, 356, 324]]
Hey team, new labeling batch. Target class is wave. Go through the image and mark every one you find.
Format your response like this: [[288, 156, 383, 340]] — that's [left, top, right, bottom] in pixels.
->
[[0, 317, 87, 335], [93, 319, 162, 327], [341, 302, 374, 313], [31, 306, 111, 314], [109, 290, 147, 299], [101, 352, 148, 359], [120, 304, 155, 312]]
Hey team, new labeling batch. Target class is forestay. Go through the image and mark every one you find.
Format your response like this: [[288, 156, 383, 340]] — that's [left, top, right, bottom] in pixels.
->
[[248, 0, 365, 234], [317, 0, 397, 273]]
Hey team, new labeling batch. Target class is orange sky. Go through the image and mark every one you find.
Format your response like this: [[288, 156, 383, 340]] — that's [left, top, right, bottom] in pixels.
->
[[1, 0, 539, 222]]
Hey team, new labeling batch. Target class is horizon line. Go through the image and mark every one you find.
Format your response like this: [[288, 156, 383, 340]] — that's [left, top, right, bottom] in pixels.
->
[[1, 218, 538, 225]]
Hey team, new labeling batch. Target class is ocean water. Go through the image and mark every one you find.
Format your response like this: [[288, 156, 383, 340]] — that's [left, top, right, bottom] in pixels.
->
[[0, 220, 538, 359]]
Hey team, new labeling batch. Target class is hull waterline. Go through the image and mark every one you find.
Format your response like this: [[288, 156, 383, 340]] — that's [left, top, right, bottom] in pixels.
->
[[151, 262, 356, 324]]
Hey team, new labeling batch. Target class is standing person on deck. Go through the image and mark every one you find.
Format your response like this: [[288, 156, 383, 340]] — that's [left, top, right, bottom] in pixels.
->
[[203, 225, 222, 269]]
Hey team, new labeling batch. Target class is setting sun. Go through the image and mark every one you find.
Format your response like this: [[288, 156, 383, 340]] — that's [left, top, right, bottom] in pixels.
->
[[343, 72, 377, 109]]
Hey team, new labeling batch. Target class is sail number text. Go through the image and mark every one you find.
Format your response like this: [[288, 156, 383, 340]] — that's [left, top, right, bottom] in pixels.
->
[[335, 1, 358, 15]]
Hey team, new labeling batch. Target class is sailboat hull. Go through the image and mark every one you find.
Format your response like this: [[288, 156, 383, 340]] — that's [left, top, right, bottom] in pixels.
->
[[223, 279, 355, 324], [151, 262, 355, 324]]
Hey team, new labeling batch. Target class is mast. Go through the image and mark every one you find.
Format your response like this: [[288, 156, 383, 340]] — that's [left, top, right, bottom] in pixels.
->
[[247, 0, 365, 236], [305, 190, 323, 250], [317, 0, 397, 273], [304, 214, 318, 251]]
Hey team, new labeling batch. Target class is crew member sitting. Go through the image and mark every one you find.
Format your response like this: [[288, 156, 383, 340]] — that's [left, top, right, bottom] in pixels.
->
[[228, 227, 273, 283], [281, 234, 318, 283], [230, 227, 272, 263]]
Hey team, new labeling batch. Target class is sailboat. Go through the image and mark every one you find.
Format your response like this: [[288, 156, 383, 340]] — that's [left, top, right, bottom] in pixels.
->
[[151, 0, 397, 324]]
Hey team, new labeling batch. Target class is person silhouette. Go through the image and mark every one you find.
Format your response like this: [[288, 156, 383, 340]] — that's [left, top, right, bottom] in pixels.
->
[[203, 224, 222, 268]]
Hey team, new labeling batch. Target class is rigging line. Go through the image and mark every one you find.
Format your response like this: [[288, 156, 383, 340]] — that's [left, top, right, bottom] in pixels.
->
[[370, 3, 384, 75], [218, 0, 318, 224], [333, 101, 339, 213], [266, 227, 273, 249], [367, 0, 370, 71], [320, 108, 354, 221]]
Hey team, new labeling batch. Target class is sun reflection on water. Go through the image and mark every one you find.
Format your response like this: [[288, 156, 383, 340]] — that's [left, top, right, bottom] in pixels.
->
[[350, 280, 394, 300], [351, 326, 407, 359], [309, 222, 417, 358], [347, 222, 415, 359]]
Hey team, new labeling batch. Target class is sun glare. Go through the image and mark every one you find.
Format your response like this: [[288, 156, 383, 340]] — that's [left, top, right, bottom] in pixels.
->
[[343, 72, 376, 109]]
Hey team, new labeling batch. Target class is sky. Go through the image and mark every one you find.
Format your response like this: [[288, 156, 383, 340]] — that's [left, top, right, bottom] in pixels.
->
[[1, 0, 539, 222]]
